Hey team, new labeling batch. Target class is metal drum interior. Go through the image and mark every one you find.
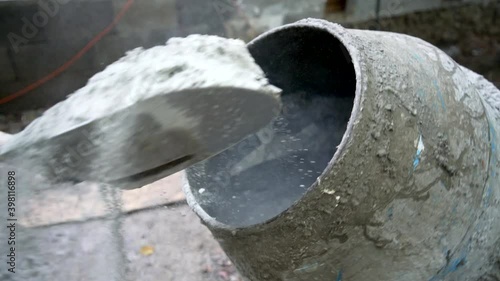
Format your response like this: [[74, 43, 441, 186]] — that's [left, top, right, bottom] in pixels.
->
[[186, 27, 357, 227]]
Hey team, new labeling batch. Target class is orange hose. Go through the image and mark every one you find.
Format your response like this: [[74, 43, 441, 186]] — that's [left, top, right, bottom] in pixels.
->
[[0, 0, 135, 105]]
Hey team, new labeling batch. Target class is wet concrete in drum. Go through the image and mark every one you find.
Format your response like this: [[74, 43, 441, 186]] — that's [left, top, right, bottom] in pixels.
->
[[192, 92, 353, 226]]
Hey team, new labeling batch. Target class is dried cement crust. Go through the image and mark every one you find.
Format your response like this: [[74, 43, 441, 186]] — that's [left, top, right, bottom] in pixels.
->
[[184, 19, 500, 281]]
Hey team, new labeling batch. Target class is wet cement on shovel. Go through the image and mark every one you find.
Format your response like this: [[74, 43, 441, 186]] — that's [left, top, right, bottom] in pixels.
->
[[0, 35, 281, 190]]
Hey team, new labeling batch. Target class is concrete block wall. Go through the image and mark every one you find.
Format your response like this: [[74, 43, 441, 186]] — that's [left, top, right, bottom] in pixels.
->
[[0, 0, 179, 113], [0, 0, 241, 114], [0, 0, 111, 110]]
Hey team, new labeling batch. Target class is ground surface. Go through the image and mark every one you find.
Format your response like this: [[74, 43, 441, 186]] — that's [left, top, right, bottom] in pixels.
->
[[122, 204, 242, 281], [0, 169, 242, 281]]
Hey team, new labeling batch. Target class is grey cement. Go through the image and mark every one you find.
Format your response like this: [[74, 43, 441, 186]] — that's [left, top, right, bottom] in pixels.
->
[[0, 35, 281, 190], [1, 35, 279, 153]]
